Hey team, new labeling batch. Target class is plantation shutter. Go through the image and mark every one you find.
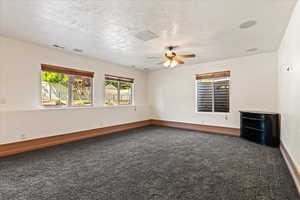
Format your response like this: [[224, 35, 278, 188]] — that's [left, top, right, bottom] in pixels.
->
[[213, 80, 230, 112], [197, 81, 213, 112], [196, 71, 230, 113]]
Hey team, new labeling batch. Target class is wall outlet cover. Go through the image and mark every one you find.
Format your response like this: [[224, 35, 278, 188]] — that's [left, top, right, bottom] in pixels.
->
[[20, 134, 26, 140], [0, 98, 6, 104]]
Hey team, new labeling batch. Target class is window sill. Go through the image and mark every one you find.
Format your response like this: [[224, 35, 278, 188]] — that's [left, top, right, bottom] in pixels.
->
[[103, 105, 136, 108], [5, 105, 143, 112], [195, 111, 230, 115], [39, 105, 94, 110], [37, 105, 136, 111]]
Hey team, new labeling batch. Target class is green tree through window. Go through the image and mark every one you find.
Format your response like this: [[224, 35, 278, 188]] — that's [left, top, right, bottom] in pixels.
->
[[41, 71, 69, 105], [41, 71, 93, 106]]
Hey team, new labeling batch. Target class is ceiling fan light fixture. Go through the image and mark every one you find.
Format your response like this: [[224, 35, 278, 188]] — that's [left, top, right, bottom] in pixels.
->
[[160, 46, 195, 68], [163, 60, 171, 67], [170, 60, 178, 68]]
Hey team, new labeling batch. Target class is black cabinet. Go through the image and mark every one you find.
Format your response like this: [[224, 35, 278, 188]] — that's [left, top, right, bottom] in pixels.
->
[[240, 111, 280, 147]]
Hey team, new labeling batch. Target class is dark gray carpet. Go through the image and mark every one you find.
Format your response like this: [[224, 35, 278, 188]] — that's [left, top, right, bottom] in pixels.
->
[[0, 126, 299, 200]]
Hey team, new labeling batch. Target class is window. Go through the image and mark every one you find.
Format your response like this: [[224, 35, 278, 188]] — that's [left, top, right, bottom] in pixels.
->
[[104, 74, 134, 105], [41, 64, 94, 107], [41, 71, 69, 106], [196, 71, 230, 113], [71, 75, 93, 106]]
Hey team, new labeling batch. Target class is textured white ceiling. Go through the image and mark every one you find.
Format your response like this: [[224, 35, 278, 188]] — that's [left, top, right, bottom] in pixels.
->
[[0, 0, 297, 69]]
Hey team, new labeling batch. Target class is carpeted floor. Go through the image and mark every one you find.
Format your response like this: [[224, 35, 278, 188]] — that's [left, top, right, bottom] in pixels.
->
[[0, 126, 299, 200]]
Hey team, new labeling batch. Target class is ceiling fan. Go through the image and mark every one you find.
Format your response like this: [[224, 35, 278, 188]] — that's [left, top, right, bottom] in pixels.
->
[[161, 46, 196, 68]]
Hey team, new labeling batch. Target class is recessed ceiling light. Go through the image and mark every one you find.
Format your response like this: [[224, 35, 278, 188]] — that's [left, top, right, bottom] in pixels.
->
[[240, 20, 257, 29], [73, 48, 83, 53], [53, 44, 64, 49], [134, 30, 159, 41], [246, 48, 258, 52]]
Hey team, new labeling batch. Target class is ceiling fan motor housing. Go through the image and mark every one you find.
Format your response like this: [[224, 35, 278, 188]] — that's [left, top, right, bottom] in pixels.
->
[[165, 51, 176, 58]]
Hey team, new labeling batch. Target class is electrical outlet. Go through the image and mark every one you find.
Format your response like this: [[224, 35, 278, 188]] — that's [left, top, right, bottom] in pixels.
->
[[286, 66, 293, 71], [20, 133, 26, 140], [225, 115, 228, 120], [0, 98, 6, 104]]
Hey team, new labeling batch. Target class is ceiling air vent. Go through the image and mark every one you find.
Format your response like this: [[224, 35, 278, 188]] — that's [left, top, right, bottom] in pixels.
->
[[239, 20, 257, 29], [246, 48, 258, 52], [134, 30, 159, 41], [53, 44, 64, 49], [73, 48, 83, 53]]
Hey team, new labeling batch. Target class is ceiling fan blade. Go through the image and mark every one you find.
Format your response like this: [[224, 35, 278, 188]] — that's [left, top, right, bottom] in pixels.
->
[[147, 56, 161, 59], [174, 58, 184, 64], [177, 54, 196, 59]]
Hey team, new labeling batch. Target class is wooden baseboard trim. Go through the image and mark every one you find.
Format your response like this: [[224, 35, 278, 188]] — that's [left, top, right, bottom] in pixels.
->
[[0, 120, 151, 158], [280, 143, 300, 195], [0, 119, 240, 158], [150, 119, 240, 136]]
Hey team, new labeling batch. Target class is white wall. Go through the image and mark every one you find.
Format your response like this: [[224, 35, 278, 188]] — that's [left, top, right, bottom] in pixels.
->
[[0, 36, 5, 142], [0, 36, 149, 144], [278, 0, 300, 170], [148, 52, 278, 128], [0, 35, 282, 146]]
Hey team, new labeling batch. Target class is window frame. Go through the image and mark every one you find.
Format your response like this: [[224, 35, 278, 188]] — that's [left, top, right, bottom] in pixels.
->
[[195, 75, 230, 114], [40, 64, 94, 108], [70, 75, 94, 107], [104, 75, 134, 106]]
